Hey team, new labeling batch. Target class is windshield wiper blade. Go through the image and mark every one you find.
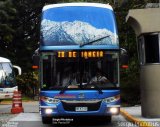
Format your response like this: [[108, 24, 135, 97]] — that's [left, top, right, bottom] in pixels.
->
[[59, 80, 72, 94], [80, 35, 110, 47], [59, 83, 71, 94], [90, 83, 103, 94]]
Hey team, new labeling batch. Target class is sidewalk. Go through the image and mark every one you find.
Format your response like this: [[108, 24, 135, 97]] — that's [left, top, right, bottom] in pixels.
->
[[121, 106, 160, 127], [0, 101, 39, 114]]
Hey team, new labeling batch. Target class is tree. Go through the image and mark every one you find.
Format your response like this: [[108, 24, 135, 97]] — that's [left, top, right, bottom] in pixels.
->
[[0, 0, 16, 57], [8, 0, 57, 71]]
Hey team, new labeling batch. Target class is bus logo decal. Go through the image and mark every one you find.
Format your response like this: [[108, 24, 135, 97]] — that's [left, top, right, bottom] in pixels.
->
[[78, 93, 85, 99]]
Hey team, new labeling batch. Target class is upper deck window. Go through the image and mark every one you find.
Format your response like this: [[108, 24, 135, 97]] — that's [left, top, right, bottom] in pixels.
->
[[40, 4, 118, 47]]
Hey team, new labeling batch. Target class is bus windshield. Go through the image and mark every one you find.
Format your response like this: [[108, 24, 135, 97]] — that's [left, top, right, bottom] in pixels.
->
[[0, 62, 15, 88], [41, 50, 119, 90]]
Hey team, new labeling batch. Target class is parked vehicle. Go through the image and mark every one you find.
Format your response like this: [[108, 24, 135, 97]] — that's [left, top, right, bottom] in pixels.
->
[[0, 57, 21, 100]]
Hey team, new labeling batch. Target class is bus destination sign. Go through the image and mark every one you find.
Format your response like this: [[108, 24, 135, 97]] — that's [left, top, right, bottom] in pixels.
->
[[57, 51, 104, 59]]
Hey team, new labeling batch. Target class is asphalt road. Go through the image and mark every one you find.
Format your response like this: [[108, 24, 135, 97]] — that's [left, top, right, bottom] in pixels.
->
[[4, 114, 130, 127], [0, 101, 137, 127]]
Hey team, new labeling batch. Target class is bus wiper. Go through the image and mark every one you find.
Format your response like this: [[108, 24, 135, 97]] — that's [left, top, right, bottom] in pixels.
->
[[80, 35, 110, 47], [59, 83, 70, 94], [59, 80, 72, 94], [90, 82, 103, 94]]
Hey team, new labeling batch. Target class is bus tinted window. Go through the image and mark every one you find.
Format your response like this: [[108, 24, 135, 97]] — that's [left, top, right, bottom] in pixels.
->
[[144, 34, 159, 63], [0, 63, 15, 88], [41, 51, 119, 90]]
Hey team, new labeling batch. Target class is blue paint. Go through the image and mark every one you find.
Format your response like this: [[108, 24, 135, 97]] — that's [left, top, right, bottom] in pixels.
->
[[40, 90, 120, 116], [40, 45, 119, 51], [42, 6, 116, 31], [40, 5, 119, 47]]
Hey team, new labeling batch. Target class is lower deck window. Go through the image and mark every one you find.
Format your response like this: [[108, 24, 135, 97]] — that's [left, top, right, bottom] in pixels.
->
[[41, 51, 119, 90]]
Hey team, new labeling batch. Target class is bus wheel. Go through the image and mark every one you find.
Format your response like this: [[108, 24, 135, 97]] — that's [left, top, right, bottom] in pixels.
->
[[42, 117, 52, 124]]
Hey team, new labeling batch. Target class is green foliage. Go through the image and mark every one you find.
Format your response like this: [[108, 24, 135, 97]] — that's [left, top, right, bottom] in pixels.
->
[[0, 0, 17, 57], [16, 71, 39, 97]]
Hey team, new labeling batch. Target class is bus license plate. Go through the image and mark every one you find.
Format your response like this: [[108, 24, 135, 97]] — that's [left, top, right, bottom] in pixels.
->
[[75, 107, 88, 112]]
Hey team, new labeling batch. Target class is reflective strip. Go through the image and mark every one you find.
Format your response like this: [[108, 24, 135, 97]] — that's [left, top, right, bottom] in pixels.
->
[[13, 101, 22, 104], [15, 104, 19, 107], [13, 94, 21, 97], [13, 98, 21, 100]]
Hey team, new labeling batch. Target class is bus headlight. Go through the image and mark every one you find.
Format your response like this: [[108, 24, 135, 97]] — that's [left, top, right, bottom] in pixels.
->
[[40, 96, 60, 104], [45, 108, 53, 114], [103, 95, 120, 104], [108, 107, 119, 114]]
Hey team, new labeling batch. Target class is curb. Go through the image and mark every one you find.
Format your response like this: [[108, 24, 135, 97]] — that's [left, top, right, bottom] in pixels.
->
[[120, 109, 153, 127]]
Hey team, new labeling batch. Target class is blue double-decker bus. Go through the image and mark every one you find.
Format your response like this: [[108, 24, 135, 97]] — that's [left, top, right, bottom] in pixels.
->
[[38, 3, 120, 124]]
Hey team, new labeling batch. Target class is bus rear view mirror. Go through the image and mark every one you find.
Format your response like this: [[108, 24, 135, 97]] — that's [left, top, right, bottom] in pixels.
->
[[32, 55, 39, 69], [120, 48, 129, 69], [13, 65, 22, 75]]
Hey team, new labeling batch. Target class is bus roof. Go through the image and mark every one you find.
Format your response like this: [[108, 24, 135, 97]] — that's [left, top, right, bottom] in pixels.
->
[[43, 3, 113, 11], [0, 57, 11, 63]]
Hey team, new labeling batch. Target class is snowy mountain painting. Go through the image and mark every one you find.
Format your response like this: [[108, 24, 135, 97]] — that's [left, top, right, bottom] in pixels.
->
[[41, 19, 118, 46]]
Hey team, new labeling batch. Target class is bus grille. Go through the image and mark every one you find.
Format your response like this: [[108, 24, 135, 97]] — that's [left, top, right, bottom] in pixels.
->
[[61, 100, 102, 111]]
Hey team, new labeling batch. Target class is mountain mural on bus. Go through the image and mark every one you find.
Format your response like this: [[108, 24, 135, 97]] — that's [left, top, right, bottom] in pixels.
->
[[40, 6, 119, 46]]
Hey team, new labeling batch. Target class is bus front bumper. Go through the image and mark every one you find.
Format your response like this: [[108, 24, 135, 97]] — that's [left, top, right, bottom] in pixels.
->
[[40, 104, 120, 117]]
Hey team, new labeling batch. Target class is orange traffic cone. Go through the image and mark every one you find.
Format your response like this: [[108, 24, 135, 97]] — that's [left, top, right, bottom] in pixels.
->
[[11, 91, 24, 114]]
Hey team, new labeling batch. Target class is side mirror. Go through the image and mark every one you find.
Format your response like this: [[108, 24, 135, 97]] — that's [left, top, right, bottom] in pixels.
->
[[32, 54, 39, 69], [13, 65, 22, 75], [120, 48, 129, 69]]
